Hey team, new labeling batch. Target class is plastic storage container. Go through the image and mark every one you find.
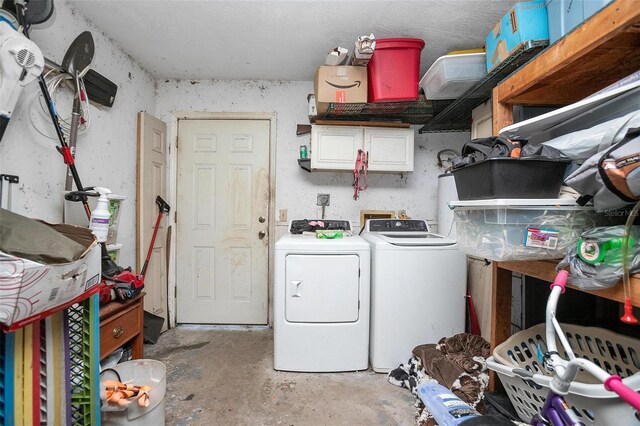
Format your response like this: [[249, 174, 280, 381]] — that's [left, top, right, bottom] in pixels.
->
[[546, 0, 613, 44], [450, 198, 596, 261], [452, 157, 569, 200], [485, 0, 548, 72], [419, 53, 486, 100], [488, 323, 640, 424], [367, 38, 425, 102], [101, 359, 166, 425]]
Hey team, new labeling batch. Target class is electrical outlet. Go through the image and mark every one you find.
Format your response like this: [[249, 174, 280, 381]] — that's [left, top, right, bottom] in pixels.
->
[[278, 209, 288, 222], [317, 194, 330, 206]]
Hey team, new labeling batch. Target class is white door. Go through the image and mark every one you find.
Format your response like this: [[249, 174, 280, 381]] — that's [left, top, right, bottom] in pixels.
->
[[137, 112, 168, 330], [176, 119, 270, 324]]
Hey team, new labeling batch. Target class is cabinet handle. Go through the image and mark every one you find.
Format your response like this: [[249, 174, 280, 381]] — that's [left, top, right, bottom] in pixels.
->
[[113, 326, 124, 338]]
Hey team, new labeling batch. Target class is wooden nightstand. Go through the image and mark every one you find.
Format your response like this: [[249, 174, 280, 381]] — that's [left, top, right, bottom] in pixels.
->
[[99, 293, 145, 360]]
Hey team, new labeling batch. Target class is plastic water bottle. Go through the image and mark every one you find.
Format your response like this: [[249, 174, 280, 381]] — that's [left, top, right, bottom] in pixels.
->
[[417, 382, 513, 426], [89, 187, 111, 243], [417, 383, 480, 426]]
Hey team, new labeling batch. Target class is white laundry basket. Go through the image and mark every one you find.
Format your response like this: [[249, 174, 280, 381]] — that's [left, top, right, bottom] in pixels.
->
[[487, 323, 640, 424], [101, 359, 166, 425]]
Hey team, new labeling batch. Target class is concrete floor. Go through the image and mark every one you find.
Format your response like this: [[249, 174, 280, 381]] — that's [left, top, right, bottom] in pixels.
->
[[144, 326, 417, 425]]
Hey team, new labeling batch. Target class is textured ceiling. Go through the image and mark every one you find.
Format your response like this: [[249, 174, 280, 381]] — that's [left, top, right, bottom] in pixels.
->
[[68, 0, 518, 81]]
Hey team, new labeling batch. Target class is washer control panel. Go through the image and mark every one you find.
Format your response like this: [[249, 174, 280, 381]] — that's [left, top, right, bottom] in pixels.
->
[[366, 219, 429, 233]]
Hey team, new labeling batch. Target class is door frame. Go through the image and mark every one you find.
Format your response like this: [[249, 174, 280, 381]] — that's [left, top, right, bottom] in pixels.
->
[[167, 112, 277, 328]]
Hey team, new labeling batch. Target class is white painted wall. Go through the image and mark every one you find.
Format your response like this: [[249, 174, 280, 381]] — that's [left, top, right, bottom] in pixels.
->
[[0, 0, 156, 268], [155, 79, 468, 238]]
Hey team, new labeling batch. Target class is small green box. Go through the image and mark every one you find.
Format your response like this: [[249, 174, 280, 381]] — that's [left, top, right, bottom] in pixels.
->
[[315, 230, 344, 239]]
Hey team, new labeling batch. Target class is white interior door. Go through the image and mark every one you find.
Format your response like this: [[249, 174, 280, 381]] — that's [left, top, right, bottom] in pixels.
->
[[137, 112, 168, 330], [176, 119, 270, 324]]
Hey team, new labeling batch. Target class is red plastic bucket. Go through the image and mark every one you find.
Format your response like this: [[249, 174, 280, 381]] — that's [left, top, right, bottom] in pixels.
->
[[368, 38, 425, 102]]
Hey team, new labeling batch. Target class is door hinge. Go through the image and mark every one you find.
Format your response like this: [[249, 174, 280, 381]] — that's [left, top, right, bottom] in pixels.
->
[[359, 268, 361, 277], [358, 300, 360, 309], [175, 136, 179, 149], [174, 211, 177, 223]]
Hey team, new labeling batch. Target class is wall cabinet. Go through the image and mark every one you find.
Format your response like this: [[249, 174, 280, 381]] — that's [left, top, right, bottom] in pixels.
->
[[310, 125, 414, 172]]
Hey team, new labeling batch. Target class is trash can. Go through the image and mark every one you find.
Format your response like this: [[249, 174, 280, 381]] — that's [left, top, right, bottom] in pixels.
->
[[101, 359, 166, 425]]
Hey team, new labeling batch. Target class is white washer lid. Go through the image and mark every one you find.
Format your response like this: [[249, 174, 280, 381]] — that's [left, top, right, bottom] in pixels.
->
[[374, 232, 457, 247]]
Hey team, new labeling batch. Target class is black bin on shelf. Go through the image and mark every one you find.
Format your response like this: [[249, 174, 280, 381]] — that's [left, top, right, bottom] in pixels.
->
[[452, 157, 570, 200]]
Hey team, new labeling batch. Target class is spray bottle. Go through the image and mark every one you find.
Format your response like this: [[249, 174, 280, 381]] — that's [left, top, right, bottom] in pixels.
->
[[89, 187, 111, 243]]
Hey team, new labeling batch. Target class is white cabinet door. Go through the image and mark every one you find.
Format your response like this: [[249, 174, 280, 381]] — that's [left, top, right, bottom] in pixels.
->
[[365, 128, 414, 172], [310, 125, 363, 170]]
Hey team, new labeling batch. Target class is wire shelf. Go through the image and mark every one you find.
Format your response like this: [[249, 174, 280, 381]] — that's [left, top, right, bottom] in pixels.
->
[[321, 96, 450, 124], [419, 40, 549, 133]]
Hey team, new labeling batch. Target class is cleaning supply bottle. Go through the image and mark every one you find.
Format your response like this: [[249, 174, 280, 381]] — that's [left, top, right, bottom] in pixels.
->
[[90, 187, 111, 243]]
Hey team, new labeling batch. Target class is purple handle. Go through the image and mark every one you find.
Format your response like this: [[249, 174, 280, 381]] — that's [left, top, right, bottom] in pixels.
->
[[550, 270, 568, 293], [604, 376, 640, 411]]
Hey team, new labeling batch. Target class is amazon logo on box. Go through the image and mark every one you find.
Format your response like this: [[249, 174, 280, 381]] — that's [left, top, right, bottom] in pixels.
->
[[314, 66, 368, 115]]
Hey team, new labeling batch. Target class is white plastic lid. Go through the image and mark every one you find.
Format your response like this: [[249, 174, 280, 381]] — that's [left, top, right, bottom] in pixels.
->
[[449, 198, 594, 209], [420, 52, 486, 84]]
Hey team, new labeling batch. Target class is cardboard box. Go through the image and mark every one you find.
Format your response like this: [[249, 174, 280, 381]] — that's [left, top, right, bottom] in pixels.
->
[[314, 66, 368, 114], [0, 223, 101, 331], [325, 46, 349, 66], [485, 0, 549, 72], [351, 34, 376, 66]]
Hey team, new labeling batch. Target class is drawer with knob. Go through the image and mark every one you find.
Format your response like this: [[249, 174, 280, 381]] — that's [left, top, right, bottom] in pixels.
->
[[99, 295, 144, 360]]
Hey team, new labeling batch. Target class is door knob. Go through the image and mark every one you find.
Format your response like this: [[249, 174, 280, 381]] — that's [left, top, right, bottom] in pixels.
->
[[258, 216, 266, 223], [258, 231, 266, 239]]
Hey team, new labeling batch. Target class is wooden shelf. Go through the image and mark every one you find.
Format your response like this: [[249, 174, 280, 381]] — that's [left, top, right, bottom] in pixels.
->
[[495, 259, 640, 306], [297, 158, 311, 172], [493, 0, 640, 133], [487, 2, 640, 390]]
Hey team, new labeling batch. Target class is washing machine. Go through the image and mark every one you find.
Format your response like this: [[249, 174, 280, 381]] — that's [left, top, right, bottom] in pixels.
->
[[362, 219, 466, 372], [273, 220, 370, 372]]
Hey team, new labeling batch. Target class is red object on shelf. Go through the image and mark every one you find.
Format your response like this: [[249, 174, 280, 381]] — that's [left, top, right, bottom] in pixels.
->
[[367, 38, 425, 102]]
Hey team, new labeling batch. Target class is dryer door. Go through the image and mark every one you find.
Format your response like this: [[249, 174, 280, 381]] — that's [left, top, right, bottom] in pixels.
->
[[285, 254, 360, 323]]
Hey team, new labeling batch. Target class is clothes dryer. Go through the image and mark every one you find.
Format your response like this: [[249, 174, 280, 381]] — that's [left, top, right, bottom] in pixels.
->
[[274, 220, 370, 372]]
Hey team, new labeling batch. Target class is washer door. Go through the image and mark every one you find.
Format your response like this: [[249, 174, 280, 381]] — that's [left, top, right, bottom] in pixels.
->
[[285, 254, 360, 323]]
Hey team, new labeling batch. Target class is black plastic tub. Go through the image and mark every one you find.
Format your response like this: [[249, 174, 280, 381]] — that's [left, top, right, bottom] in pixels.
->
[[452, 157, 570, 200]]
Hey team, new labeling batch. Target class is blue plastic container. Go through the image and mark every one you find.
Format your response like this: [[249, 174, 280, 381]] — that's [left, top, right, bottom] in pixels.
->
[[546, 0, 613, 44], [485, 0, 549, 72]]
